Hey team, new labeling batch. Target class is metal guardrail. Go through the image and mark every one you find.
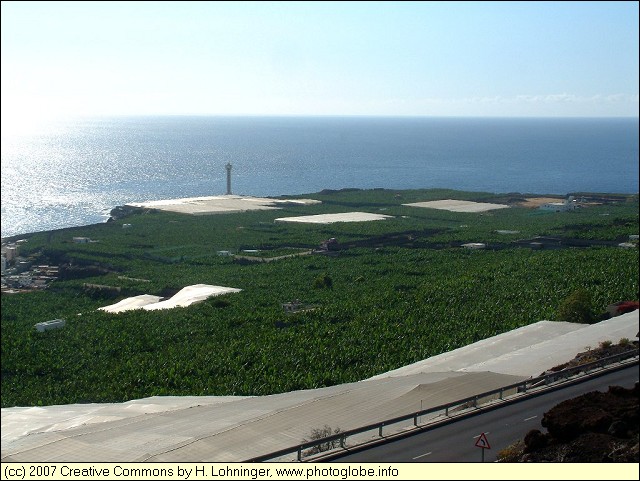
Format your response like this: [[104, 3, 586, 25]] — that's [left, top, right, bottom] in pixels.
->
[[245, 348, 639, 462]]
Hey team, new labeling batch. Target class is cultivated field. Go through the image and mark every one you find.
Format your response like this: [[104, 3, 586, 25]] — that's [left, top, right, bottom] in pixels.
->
[[2, 188, 638, 407]]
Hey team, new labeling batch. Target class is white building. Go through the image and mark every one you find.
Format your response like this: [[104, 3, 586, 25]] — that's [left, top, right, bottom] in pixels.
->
[[539, 196, 578, 212], [2, 246, 17, 262], [462, 243, 487, 249], [34, 319, 66, 332]]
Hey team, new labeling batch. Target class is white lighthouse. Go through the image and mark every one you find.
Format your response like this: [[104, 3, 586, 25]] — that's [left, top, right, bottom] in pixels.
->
[[225, 163, 232, 195]]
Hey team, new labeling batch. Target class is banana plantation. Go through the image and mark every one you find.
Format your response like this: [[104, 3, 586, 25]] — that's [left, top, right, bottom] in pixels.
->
[[2, 188, 638, 407]]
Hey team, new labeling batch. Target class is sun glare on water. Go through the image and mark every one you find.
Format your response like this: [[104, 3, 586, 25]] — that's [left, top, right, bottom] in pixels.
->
[[0, 98, 84, 138]]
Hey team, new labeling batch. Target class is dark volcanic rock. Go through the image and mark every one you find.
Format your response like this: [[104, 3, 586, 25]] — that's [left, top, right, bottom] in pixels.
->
[[608, 420, 629, 438], [519, 383, 640, 462], [541, 385, 638, 442], [109, 204, 144, 221], [524, 429, 547, 452]]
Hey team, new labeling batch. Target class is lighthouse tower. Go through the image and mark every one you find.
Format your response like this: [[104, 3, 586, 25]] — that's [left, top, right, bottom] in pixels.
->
[[225, 163, 232, 195]]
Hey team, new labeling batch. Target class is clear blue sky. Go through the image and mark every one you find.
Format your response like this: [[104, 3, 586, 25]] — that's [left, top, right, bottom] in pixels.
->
[[1, 0, 638, 127]]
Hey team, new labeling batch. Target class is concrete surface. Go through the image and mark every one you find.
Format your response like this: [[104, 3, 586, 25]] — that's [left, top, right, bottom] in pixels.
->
[[2, 310, 637, 462], [274, 212, 393, 224], [127, 195, 320, 216], [403, 199, 510, 212], [99, 285, 241, 313], [99, 294, 163, 313]]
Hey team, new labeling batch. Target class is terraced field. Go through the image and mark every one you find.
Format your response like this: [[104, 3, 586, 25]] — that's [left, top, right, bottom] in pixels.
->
[[2, 188, 638, 407]]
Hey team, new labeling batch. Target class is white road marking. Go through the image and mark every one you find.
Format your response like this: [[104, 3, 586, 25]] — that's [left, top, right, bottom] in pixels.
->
[[472, 432, 489, 438], [412, 451, 432, 459], [524, 415, 538, 421]]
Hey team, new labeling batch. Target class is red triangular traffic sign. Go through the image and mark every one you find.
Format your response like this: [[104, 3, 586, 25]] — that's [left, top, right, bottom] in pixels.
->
[[475, 432, 491, 449]]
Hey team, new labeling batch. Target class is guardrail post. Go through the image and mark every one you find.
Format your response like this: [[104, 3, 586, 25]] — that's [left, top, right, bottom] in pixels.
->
[[244, 353, 638, 464], [247, 350, 638, 462]]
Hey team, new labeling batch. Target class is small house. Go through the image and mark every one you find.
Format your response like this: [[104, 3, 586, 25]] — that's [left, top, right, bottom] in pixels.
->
[[282, 299, 303, 313], [319, 238, 339, 252], [539, 196, 578, 212], [462, 243, 486, 249], [35, 319, 66, 332]]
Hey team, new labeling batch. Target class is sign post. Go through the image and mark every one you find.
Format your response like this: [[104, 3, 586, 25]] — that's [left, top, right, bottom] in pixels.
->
[[474, 432, 491, 462]]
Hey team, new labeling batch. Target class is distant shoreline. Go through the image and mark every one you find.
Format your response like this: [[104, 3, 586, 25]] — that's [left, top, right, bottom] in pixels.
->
[[2, 187, 638, 242]]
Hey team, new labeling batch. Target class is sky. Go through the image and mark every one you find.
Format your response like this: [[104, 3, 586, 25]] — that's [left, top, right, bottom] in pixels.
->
[[1, 0, 638, 129]]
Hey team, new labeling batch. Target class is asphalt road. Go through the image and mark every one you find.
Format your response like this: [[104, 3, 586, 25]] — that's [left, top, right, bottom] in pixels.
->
[[328, 364, 638, 463]]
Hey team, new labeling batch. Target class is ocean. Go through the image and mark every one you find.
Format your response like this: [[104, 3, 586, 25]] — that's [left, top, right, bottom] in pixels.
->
[[1, 116, 638, 239]]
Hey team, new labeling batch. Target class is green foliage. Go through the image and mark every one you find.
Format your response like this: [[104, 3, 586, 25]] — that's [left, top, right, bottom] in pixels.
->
[[2, 188, 638, 407], [313, 273, 333, 289], [557, 289, 595, 324]]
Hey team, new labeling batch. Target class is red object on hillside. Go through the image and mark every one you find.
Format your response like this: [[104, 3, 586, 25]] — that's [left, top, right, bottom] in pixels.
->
[[615, 301, 640, 315], [605, 300, 639, 319]]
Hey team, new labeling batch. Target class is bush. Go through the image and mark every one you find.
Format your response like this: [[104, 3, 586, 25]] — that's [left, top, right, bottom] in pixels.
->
[[313, 273, 333, 289], [303, 425, 343, 455], [557, 289, 595, 324], [496, 440, 525, 462]]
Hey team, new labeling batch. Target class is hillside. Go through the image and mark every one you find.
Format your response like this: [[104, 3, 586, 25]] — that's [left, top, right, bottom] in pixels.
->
[[2, 188, 638, 408], [498, 339, 639, 462]]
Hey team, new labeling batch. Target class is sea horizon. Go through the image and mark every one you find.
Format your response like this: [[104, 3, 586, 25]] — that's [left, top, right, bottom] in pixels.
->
[[2, 115, 638, 239]]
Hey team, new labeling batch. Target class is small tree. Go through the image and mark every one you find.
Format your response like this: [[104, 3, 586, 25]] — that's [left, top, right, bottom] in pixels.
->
[[557, 289, 595, 324], [313, 273, 333, 289], [303, 425, 343, 455]]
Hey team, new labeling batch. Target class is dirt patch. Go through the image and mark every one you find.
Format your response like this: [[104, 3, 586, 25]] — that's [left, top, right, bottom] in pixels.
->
[[545, 342, 638, 374], [515, 197, 565, 209]]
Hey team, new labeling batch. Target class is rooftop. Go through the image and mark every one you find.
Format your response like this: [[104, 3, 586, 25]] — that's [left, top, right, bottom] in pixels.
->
[[2, 310, 636, 462], [127, 195, 321, 216], [275, 212, 393, 224], [403, 199, 510, 213]]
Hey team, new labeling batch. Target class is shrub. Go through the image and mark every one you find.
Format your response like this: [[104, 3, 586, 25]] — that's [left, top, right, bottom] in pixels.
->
[[557, 289, 595, 324], [303, 425, 343, 455], [313, 273, 333, 289], [496, 440, 525, 462]]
